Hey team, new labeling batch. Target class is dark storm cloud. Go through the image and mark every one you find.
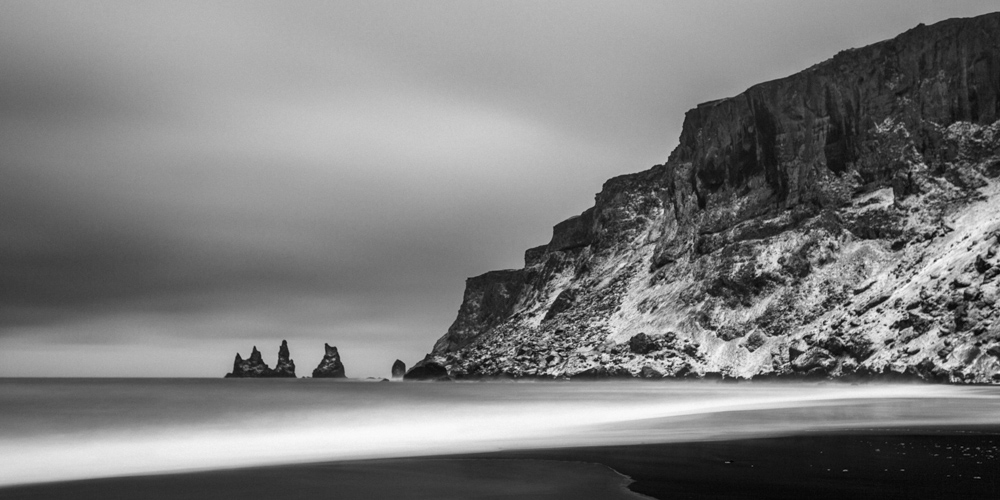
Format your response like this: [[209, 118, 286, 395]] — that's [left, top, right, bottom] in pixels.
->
[[1, 0, 998, 376]]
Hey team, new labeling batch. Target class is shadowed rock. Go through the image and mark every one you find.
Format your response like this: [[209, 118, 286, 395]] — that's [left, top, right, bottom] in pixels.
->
[[391, 359, 406, 379], [312, 343, 346, 378], [271, 340, 296, 378], [629, 333, 657, 355], [224, 341, 297, 378], [225, 346, 271, 378], [543, 289, 577, 321], [403, 359, 450, 381]]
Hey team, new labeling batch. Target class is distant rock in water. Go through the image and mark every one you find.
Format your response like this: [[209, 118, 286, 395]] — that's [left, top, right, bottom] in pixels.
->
[[271, 340, 296, 378], [225, 346, 271, 378], [312, 343, 346, 378], [224, 341, 296, 378], [391, 359, 406, 379]]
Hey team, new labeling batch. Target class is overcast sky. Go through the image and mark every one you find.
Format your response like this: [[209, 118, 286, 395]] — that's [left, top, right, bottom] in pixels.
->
[[1, 1, 996, 378]]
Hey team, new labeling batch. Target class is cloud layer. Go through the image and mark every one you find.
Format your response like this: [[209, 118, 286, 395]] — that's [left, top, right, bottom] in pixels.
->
[[1, 1, 997, 376]]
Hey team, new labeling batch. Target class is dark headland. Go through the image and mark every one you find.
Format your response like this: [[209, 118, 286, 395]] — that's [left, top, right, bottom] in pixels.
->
[[404, 12, 1000, 385]]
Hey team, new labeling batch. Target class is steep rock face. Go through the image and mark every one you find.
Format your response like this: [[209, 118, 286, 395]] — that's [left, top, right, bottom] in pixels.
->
[[432, 269, 534, 353], [416, 13, 1000, 383], [312, 343, 346, 378]]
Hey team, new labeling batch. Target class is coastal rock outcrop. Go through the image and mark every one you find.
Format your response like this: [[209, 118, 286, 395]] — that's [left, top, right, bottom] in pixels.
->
[[272, 340, 296, 378], [225, 341, 296, 378], [403, 359, 451, 381], [391, 359, 407, 379], [413, 13, 1000, 383], [312, 343, 346, 378], [225, 346, 269, 378]]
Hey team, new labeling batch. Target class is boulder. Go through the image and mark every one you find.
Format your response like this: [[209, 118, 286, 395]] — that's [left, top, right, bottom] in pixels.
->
[[628, 333, 657, 354], [790, 347, 835, 373], [403, 360, 450, 381], [976, 255, 992, 274]]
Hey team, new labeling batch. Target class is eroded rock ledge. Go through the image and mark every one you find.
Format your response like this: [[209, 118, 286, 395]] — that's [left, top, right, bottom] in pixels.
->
[[409, 13, 1000, 383]]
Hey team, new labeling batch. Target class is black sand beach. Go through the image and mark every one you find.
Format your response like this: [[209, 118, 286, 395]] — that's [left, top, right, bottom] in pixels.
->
[[0, 458, 646, 500], [485, 429, 1000, 499], [3, 429, 997, 500]]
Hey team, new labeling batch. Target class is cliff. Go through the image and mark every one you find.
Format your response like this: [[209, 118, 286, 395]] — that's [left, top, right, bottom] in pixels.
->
[[411, 13, 1000, 383]]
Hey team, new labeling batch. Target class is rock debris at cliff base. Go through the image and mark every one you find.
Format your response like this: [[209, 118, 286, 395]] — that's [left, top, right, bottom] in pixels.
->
[[407, 13, 1000, 383]]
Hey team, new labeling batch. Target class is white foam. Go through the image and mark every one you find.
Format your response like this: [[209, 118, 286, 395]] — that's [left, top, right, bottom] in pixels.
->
[[1, 381, 998, 487]]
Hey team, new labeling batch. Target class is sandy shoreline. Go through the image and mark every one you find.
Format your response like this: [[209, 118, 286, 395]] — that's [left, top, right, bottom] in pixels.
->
[[2, 428, 998, 499], [0, 457, 648, 500]]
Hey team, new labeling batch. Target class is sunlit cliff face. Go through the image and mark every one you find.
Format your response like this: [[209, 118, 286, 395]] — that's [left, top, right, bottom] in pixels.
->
[[418, 14, 1000, 384]]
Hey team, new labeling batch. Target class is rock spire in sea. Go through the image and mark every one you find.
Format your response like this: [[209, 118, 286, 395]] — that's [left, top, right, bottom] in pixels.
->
[[312, 343, 347, 378], [224, 340, 296, 378], [272, 340, 296, 377], [391, 359, 406, 379]]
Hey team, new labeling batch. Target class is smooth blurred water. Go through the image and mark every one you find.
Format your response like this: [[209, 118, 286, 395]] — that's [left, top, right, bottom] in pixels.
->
[[2, 378, 1000, 487]]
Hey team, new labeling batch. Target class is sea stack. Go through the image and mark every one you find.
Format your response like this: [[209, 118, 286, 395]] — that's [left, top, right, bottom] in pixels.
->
[[312, 343, 346, 378], [271, 339, 296, 378], [225, 346, 271, 378], [224, 341, 297, 378], [391, 359, 406, 379]]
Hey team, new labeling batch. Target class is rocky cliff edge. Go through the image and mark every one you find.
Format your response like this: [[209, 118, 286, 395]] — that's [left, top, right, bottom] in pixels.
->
[[410, 13, 1000, 383]]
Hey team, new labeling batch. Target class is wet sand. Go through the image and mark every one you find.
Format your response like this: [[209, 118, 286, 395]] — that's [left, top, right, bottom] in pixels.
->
[[0, 458, 648, 500], [484, 429, 1000, 499], [2, 428, 997, 499]]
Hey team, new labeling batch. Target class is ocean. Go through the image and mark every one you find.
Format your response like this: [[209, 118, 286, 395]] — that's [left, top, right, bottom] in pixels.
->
[[2, 379, 999, 498]]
